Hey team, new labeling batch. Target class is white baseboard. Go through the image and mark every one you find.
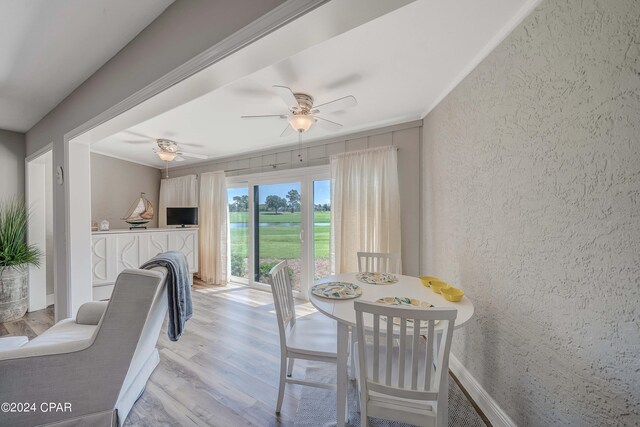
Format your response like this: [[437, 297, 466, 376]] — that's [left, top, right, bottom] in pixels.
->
[[46, 293, 55, 306], [449, 353, 516, 427]]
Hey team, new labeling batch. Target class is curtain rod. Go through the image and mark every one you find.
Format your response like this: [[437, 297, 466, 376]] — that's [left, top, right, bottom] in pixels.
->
[[222, 147, 399, 173]]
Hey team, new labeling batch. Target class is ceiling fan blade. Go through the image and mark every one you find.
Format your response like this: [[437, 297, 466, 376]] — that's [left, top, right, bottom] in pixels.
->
[[174, 156, 185, 162], [231, 86, 275, 98], [123, 130, 153, 139], [179, 142, 205, 148], [280, 124, 295, 137], [272, 85, 299, 110], [241, 114, 288, 119], [123, 139, 151, 144], [314, 95, 357, 114], [315, 116, 343, 131], [177, 151, 208, 160]]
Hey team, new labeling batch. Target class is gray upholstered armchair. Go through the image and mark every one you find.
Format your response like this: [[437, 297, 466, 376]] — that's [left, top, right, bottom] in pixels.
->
[[0, 267, 168, 427]]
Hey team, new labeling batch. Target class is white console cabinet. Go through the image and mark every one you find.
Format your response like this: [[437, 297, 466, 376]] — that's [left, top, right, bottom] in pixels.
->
[[91, 228, 198, 300]]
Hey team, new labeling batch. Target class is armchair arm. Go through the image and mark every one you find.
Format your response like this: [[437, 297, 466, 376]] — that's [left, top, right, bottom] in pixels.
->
[[0, 339, 91, 361], [0, 336, 28, 351], [0, 268, 165, 427], [76, 301, 109, 325]]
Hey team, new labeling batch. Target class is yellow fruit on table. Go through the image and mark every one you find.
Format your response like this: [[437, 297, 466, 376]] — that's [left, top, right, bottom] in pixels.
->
[[441, 287, 464, 302], [419, 276, 440, 287], [429, 280, 450, 294]]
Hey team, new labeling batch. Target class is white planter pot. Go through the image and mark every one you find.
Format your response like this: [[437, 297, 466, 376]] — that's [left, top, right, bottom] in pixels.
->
[[0, 264, 29, 322]]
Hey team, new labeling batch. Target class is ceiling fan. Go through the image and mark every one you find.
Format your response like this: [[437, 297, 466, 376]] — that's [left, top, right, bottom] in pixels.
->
[[152, 138, 208, 162], [121, 132, 208, 163], [241, 85, 357, 137]]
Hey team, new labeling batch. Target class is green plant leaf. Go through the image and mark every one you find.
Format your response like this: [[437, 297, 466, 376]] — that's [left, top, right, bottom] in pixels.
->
[[0, 198, 43, 268]]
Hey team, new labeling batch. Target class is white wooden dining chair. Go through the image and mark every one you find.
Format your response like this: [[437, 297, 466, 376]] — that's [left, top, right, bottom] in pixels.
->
[[354, 300, 457, 427], [352, 251, 402, 378], [357, 251, 401, 274], [268, 260, 338, 414]]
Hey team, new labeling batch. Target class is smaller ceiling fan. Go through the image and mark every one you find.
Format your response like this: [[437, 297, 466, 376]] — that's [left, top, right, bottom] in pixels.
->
[[153, 138, 208, 162], [241, 85, 357, 137]]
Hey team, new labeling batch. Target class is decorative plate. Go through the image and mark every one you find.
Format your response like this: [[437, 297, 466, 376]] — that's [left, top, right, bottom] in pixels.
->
[[375, 297, 438, 327], [311, 282, 362, 300], [356, 272, 399, 285]]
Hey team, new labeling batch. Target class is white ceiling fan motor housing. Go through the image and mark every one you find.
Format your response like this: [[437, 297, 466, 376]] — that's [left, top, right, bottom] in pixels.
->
[[292, 93, 314, 113], [157, 138, 179, 152]]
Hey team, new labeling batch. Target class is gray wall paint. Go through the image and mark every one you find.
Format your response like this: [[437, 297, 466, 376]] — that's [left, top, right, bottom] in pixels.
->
[[421, 0, 640, 425], [91, 153, 160, 229], [0, 129, 25, 201], [169, 121, 422, 276], [26, 0, 286, 156]]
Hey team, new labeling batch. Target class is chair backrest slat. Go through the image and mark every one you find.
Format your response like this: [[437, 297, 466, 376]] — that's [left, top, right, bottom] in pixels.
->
[[268, 261, 296, 348], [411, 320, 420, 390], [398, 318, 407, 388], [385, 315, 394, 386], [357, 251, 401, 274], [373, 314, 380, 383], [425, 320, 435, 390], [354, 301, 457, 405]]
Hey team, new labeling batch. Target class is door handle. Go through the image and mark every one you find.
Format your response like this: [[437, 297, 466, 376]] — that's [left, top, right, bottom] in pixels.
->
[[299, 228, 304, 243]]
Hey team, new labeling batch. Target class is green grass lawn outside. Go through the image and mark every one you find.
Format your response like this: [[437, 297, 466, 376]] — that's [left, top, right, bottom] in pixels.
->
[[229, 211, 330, 223], [230, 225, 330, 259]]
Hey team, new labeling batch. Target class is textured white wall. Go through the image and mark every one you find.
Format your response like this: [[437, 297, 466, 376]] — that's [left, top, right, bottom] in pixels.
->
[[422, 0, 640, 425]]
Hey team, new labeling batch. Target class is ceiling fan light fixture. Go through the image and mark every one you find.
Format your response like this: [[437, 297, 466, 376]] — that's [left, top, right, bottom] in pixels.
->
[[157, 151, 177, 161], [288, 114, 315, 133]]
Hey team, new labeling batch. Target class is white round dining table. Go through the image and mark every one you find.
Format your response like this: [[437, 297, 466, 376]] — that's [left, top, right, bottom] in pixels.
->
[[308, 272, 475, 427]]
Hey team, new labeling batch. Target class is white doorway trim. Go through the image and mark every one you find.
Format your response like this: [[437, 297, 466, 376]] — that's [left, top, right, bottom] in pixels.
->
[[26, 143, 53, 163], [25, 143, 53, 312], [63, 138, 93, 317]]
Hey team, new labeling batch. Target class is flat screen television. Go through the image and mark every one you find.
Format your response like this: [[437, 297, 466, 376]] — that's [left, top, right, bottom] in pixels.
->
[[167, 207, 198, 227]]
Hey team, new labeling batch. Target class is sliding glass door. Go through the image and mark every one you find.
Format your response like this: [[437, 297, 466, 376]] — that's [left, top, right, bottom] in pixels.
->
[[228, 187, 249, 280], [313, 179, 331, 280], [254, 181, 303, 290], [227, 166, 329, 296]]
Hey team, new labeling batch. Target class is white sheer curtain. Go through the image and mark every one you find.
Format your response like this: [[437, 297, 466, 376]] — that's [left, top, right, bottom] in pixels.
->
[[198, 171, 229, 285], [158, 175, 198, 227], [330, 145, 402, 273]]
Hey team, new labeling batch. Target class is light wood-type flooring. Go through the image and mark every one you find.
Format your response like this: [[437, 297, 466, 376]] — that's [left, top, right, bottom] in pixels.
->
[[0, 304, 54, 339], [125, 281, 314, 426], [0, 283, 314, 426], [1, 282, 486, 426]]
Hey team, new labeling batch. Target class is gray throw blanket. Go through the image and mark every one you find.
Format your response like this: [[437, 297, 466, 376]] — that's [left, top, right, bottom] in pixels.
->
[[140, 251, 193, 341]]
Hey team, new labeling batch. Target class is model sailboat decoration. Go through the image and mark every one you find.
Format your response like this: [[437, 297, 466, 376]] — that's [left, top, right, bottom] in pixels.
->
[[122, 192, 154, 229]]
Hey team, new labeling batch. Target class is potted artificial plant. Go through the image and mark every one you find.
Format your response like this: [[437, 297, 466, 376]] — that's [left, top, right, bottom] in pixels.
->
[[0, 199, 42, 322]]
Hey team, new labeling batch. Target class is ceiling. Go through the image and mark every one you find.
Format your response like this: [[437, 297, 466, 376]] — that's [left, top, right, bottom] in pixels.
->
[[92, 0, 539, 169], [0, 0, 173, 132]]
